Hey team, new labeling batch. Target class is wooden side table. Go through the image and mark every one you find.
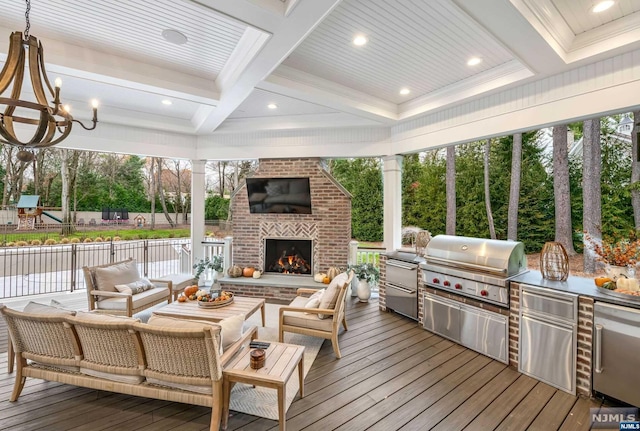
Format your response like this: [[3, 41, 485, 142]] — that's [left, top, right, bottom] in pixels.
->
[[154, 273, 194, 300], [222, 341, 304, 431]]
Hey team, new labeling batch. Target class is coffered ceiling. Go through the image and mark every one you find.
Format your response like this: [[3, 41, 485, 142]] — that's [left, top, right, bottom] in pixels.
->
[[1, 0, 640, 158]]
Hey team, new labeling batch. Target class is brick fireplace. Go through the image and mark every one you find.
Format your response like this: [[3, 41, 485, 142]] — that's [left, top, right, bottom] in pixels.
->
[[229, 158, 352, 285]]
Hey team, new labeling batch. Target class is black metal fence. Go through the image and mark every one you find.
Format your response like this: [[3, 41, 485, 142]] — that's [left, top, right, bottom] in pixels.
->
[[0, 238, 191, 298]]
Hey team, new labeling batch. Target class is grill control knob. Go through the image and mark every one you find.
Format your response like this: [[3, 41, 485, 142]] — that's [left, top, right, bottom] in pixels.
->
[[454, 283, 462, 290], [432, 278, 440, 284], [443, 280, 451, 287], [480, 290, 489, 297]]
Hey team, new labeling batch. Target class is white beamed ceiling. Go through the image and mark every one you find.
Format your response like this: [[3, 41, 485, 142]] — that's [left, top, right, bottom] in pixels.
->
[[1, 0, 640, 159], [283, 0, 516, 104]]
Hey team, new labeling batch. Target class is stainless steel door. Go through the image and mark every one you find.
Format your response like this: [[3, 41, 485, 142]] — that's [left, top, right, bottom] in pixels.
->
[[385, 282, 417, 319], [519, 314, 575, 393], [460, 306, 508, 364], [594, 302, 640, 407], [518, 284, 577, 394], [423, 293, 460, 342]]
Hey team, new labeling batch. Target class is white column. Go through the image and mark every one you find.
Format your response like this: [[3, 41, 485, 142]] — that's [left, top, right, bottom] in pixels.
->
[[190, 159, 207, 269], [383, 155, 403, 252]]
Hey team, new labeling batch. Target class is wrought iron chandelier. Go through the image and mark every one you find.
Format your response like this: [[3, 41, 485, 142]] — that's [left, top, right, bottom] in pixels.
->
[[0, 0, 98, 161]]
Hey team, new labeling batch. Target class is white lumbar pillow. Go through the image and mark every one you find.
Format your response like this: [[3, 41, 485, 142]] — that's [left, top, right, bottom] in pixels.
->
[[218, 314, 245, 350], [304, 289, 325, 313]]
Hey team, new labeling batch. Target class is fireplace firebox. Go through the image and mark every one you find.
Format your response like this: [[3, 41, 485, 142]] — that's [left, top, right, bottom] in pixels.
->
[[264, 239, 312, 275]]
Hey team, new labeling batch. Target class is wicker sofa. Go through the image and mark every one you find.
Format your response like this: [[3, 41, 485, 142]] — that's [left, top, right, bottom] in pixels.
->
[[1, 304, 257, 431]]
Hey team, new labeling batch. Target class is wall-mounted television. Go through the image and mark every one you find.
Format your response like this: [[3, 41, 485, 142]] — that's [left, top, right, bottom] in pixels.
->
[[246, 177, 312, 214]]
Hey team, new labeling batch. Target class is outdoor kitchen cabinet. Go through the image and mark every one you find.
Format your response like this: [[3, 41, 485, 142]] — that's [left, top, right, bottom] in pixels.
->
[[423, 292, 509, 364], [518, 284, 577, 394]]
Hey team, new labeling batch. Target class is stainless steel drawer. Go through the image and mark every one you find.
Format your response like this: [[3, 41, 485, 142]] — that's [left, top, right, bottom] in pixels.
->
[[520, 284, 577, 322], [385, 282, 417, 320], [386, 259, 419, 289]]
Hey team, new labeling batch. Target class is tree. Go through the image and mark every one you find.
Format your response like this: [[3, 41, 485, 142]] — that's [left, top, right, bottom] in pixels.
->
[[582, 118, 603, 273], [508, 133, 522, 240], [60, 149, 80, 235], [552, 125, 577, 255], [484, 139, 496, 239], [329, 158, 383, 242], [2, 146, 29, 206], [632, 111, 640, 229], [155, 157, 175, 227], [446, 146, 456, 235]]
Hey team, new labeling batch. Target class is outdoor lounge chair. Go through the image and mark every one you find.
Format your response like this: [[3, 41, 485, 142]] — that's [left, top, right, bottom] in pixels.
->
[[278, 270, 354, 358], [82, 258, 172, 317]]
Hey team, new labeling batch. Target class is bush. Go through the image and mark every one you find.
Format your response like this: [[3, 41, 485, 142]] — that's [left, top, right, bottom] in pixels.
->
[[113, 236, 121, 241], [94, 237, 103, 242], [16, 241, 28, 247], [31, 240, 42, 246], [6, 241, 15, 247], [83, 238, 93, 243], [70, 238, 80, 244], [60, 238, 70, 244], [44, 239, 57, 246]]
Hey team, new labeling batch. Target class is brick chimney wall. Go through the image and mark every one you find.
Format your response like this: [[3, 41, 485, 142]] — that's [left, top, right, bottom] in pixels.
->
[[230, 158, 351, 273]]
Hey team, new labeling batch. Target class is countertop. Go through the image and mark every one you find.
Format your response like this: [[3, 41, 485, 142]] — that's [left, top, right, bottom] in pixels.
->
[[510, 270, 640, 310], [383, 251, 426, 264]]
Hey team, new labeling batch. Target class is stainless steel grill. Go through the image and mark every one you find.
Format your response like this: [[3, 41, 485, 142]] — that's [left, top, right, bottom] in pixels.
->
[[420, 235, 527, 307]]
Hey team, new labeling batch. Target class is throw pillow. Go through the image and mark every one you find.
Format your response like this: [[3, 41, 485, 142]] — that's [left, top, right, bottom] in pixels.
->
[[218, 314, 245, 350], [24, 301, 75, 316], [93, 259, 140, 293], [304, 289, 325, 314], [49, 299, 76, 312], [318, 272, 349, 319], [115, 278, 154, 295]]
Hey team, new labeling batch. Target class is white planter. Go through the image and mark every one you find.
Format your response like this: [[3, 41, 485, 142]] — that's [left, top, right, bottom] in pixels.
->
[[356, 279, 371, 302]]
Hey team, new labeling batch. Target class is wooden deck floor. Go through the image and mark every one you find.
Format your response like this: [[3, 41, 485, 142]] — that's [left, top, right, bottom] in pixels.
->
[[0, 294, 603, 430]]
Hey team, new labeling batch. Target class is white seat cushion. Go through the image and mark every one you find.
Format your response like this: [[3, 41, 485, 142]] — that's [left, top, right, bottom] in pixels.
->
[[283, 296, 333, 331], [96, 287, 169, 311]]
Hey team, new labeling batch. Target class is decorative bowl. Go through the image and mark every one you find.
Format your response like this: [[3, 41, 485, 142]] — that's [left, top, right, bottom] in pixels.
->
[[197, 291, 234, 308]]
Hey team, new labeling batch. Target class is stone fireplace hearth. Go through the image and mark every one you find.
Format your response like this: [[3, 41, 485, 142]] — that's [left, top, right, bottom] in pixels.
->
[[229, 158, 352, 280]]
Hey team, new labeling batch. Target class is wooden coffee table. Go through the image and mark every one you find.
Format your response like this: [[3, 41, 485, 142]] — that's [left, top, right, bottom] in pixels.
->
[[222, 341, 305, 431], [152, 295, 266, 326]]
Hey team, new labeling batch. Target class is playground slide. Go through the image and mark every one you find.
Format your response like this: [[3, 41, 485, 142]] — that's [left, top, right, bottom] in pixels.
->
[[42, 211, 63, 223]]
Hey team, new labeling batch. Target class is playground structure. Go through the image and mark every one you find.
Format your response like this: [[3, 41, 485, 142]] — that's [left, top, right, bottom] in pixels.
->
[[16, 195, 64, 230]]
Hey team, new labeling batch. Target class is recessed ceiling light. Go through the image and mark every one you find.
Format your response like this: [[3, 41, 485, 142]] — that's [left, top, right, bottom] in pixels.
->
[[267, 103, 278, 109], [162, 99, 172, 105], [161, 29, 188, 45], [399, 88, 410, 95], [353, 35, 368, 46], [467, 57, 482, 66], [592, 1, 614, 13]]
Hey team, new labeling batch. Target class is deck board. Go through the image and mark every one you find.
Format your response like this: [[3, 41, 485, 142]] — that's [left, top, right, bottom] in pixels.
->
[[0, 293, 620, 430]]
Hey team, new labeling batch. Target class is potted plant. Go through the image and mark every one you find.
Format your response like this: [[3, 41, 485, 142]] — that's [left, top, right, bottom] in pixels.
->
[[193, 254, 224, 286], [347, 263, 380, 302]]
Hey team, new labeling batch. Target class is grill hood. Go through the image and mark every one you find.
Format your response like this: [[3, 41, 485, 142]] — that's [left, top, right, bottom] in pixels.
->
[[425, 235, 527, 277]]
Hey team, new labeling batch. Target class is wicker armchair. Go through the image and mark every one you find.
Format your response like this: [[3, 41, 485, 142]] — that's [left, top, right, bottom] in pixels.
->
[[279, 270, 354, 358], [83, 258, 173, 317]]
